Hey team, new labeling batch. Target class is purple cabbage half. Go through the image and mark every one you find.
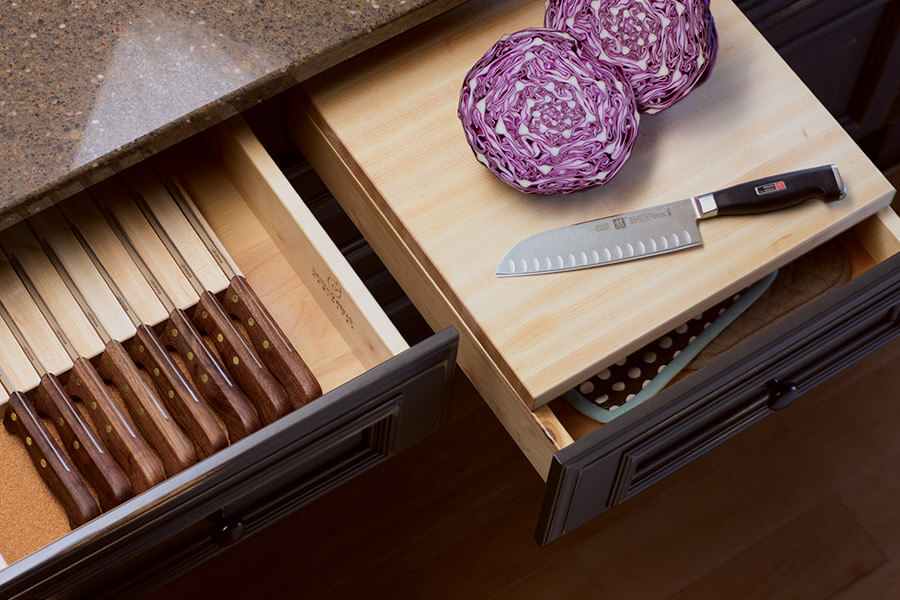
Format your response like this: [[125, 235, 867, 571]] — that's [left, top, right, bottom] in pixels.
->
[[458, 28, 640, 195], [546, 0, 718, 114]]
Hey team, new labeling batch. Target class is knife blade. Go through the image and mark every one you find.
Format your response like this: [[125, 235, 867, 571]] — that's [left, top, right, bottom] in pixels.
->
[[496, 165, 846, 276]]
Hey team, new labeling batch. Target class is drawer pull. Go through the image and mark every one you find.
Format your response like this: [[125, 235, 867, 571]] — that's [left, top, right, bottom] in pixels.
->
[[765, 378, 799, 410], [209, 508, 246, 548]]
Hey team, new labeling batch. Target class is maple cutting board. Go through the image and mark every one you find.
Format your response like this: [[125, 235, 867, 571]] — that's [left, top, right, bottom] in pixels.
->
[[298, 0, 896, 409]]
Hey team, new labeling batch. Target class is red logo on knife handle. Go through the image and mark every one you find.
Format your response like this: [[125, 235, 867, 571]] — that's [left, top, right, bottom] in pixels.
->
[[755, 180, 787, 195]]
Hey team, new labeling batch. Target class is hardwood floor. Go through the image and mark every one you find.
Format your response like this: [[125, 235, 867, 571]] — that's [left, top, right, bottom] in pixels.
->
[[148, 335, 900, 599]]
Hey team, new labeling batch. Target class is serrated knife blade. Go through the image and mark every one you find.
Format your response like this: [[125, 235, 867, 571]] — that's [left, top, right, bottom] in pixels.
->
[[496, 164, 846, 277]]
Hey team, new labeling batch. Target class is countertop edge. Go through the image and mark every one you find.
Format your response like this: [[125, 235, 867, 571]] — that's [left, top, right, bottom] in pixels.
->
[[0, 0, 471, 232]]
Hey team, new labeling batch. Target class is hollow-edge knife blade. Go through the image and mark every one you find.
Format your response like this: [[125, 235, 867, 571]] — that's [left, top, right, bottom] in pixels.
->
[[495, 198, 703, 276]]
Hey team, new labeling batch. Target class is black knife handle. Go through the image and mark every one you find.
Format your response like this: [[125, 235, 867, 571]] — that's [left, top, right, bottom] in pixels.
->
[[709, 165, 845, 217]]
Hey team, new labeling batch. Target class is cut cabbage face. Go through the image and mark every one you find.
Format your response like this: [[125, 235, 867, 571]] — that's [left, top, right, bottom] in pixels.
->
[[546, 0, 718, 114], [458, 28, 640, 195]]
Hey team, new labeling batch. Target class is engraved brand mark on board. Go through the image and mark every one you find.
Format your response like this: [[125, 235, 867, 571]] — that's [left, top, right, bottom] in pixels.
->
[[328, 277, 342, 299], [613, 217, 626, 230], [312, 268, 353, 329]]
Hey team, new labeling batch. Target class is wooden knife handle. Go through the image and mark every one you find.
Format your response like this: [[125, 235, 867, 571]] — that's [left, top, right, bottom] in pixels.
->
[[224, 276, 322, 408], [98, 340, 197, 477], [192, 292, 292, 424], [66, 358, 164, 494], [32, 374, 132, 511], [130, 325, 227, 457], [4, 391, 101, 528], [161, 309, 261, 441]]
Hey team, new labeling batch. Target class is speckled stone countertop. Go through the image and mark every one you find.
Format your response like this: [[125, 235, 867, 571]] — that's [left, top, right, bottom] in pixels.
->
[[0, 0, 467, 229]]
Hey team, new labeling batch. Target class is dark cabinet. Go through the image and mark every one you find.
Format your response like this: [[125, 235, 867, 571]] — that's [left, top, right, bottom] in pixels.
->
[[737, 0, 900, 169]]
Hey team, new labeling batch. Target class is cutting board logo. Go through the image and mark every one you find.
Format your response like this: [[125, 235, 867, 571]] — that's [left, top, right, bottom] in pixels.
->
[[311, 268, 353, 328], [327, 277, 342, 298]]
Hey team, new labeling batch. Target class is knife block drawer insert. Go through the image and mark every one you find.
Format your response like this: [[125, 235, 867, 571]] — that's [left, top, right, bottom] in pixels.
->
[[0, 118, 411, 566], [290, 0, 899, 543]]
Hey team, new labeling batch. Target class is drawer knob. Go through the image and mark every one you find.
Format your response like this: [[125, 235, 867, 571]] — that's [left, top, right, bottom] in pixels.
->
[[889, 304, 900, 326], [766, 378, 799, 411], [209, 508, 246, 548]]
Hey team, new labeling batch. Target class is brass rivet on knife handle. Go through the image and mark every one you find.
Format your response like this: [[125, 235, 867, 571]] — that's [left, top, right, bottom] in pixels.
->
[[130, 325, 227, 456], [2, 371, 101, 528], [31, 373, 131, 511], [30, 224, 194, 480], [160, 308, 261, 438], [0, 235, 162, 494], [95, 190, 261, 439], [62, 200, 227, 457], [225, 277, 322, 407], [0, 278, 131, 510], [98, 339, 197, 474], [126, 182, 291, 423], [55, 206, 200, 472], [162, 174, 322, 408], [193, 292, 289, 423]]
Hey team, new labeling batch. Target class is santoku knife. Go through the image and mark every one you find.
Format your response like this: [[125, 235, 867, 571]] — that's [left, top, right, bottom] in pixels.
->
[[495, 165, 846, 277]]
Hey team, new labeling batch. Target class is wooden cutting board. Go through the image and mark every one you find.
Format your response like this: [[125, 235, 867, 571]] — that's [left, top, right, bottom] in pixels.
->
[[301, 0, 896, 409]]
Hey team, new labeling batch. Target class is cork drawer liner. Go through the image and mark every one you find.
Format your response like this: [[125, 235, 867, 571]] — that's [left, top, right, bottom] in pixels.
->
[[290, 0, 900, 483], [0, 117, 410, 566]]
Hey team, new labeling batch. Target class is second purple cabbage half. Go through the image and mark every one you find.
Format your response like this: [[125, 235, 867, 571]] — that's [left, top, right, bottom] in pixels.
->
[[546, 0, 718, 114], [458, 28, 640, 195]]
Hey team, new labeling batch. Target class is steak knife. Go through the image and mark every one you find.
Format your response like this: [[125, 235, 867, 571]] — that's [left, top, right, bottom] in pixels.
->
[[495, 165, 846, 276]]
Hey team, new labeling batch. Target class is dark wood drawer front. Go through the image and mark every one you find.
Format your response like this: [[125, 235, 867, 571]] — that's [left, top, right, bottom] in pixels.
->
[[536, 255, 900, 545], [0, 329, 458, 600], [777, 0, 891, 131], [737, 0, 900, 149], [611, 389, 771, 506]]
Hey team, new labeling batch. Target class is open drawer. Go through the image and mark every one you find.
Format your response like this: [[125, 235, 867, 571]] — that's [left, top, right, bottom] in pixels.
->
[[0, 119, 458, 598], [289, 0, 900, 544]]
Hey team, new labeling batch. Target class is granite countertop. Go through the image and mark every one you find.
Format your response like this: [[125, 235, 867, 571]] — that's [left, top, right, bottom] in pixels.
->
[[0, 0, 465, 229]]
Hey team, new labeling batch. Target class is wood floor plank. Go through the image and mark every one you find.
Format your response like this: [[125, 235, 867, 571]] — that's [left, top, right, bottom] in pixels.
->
[[839, 450, 900, 559], [831, 560, 900, 600], [667, 496, 885, 600], [490, 552, 610, 600]]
